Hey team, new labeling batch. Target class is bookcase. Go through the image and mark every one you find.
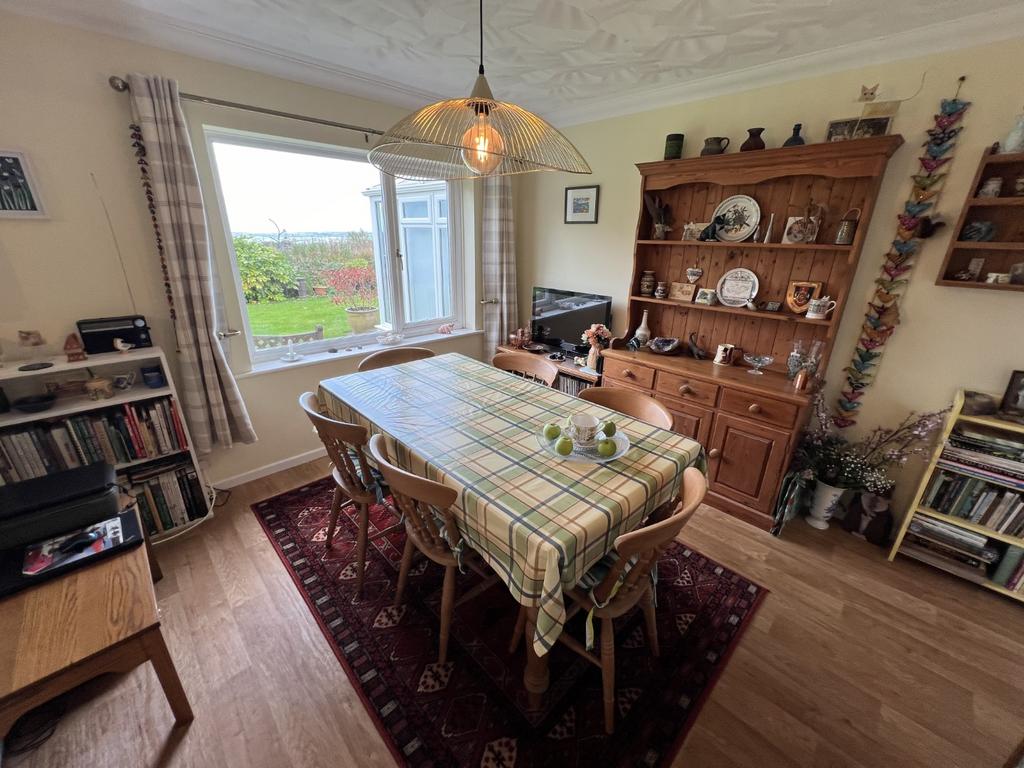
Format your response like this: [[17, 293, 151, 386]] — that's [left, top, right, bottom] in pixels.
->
[[0, 347, 212, 543], [889, 390, 1024, 603]]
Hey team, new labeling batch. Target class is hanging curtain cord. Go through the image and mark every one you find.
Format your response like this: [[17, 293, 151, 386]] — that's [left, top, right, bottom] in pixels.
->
[[108, 76, 385, 139]]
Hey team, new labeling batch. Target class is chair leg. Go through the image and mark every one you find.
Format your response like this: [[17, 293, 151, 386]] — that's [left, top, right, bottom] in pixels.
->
[[508, 605, 527, 654], [355, 502, 369, 597], [438, 565, 457, 666], [394, 536, 414, 607], [325, 486, 342, 549], [600, 618, 616, 735], [641, 587, 660, 657]]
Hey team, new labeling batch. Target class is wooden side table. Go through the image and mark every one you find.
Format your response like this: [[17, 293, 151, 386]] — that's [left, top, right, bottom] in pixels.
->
[[0, 534, 192, 737]]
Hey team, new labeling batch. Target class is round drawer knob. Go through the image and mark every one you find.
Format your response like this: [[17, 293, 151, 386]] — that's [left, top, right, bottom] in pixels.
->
[[622, 368, 634, 378], [707, 448, 721, 459], [678, 384, 693, 395], [748, 403, 762, 414]]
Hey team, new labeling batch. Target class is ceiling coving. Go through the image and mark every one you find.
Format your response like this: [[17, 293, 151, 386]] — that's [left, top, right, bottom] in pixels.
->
[[4, 0, 1023, 124]]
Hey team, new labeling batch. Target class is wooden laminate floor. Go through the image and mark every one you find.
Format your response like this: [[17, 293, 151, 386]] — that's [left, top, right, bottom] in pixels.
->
[[7, 458, 1024, 768]]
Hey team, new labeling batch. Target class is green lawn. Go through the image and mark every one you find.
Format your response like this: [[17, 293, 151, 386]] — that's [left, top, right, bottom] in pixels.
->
[[245, 296, 353, 338]]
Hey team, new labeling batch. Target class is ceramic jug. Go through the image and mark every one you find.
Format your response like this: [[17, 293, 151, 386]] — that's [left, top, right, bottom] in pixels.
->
[[700, 137, 730, 156], [782, 123, 805, 147], [740, 128, 766, 151], [1000, 114, 1024, 155]]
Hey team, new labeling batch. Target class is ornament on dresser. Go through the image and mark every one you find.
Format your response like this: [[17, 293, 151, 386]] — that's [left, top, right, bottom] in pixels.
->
[[998, 110, 1024, 154], [740, 128, 766, 151], [806, 296, 837, 320], [681, 222, 706, 241], [832, 80, 970, 430], [648, 337, 681, 355], [782, 201, 824, 244], [654, 281, 669, 299], [669, 281, 697, 303], [687, 332, 707, 360], [663, 133, 685, 160], [697, 216, 725, 241], [694, 288, 718, 305], [834, 208, 861, 245], [685, 264, 703, 283], [644, 193, 672, 239], [711, 195, 760, 242], [960, 221, 995, 242], [782, 123, 806, 147], [700, 136, 730, 156], [639, 270, 657, 296], [713, 344, 742, 366], [633, 310, 652, 347], [977, 177, 1003, 198], [785, 280, 822, 313]]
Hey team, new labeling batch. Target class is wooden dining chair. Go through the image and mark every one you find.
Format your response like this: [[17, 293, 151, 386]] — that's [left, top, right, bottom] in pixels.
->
[[578, 386, 674, 430], [299, 393, 402, 597], [510, 466, 707, 733], [358, 347, 435, 372], [367, 434, 499, 665], [492, 352, 559, 387]]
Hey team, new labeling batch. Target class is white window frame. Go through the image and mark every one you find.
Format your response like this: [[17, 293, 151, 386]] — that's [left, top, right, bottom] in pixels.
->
[[203, 127, 463, 365]]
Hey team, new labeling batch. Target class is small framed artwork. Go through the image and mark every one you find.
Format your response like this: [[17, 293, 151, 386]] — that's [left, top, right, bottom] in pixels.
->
[[694, 288, 718, 306], [759, 300, 782, 312], [564, 185, 599, 224], [782, 215, 820, 244], [786, 281, 822, 313], [0, 151, 45, 218], [681, 222, 707, 241], [998, 370, 1024, 423], [669, 281, 696, 303], [826, 116, 893, 142]]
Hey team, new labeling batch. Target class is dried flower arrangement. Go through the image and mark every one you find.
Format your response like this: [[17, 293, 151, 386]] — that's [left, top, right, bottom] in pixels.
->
[[581, 323, 612, 347]]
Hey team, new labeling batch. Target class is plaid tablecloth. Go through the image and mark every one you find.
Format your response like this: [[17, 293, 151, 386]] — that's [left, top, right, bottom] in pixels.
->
[[318, 353, 703, 655]]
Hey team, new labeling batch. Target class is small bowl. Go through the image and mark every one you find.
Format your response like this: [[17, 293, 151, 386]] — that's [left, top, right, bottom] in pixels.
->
[[649, 337, 680, 355], [12, 394, 57, 413], [743, 353, 774, 375]]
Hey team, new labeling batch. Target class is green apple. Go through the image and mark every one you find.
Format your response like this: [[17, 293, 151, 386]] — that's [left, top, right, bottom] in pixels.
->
[[596, 438, 616, 458], [555, 436, 574, 456], [600, 420, 616, 437], [543, 422, 561, 440]]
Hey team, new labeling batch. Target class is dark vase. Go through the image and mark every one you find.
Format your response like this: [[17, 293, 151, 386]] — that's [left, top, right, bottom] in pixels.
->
[[663, 133, 684, 160], [783, 123, 805, 147], [740, 127, 766, 151]]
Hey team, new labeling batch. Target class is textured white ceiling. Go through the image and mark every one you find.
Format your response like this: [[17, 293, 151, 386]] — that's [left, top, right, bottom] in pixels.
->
[[4, 0, 1024, 124]]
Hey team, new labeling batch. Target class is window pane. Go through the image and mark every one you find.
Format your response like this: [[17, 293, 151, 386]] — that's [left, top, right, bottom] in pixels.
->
[[403, 226, 437, 321], [439, 228, 451, 317], [210, 142, 383, 350], [401, 199, 429, 219], [437, 198, 448, 220]]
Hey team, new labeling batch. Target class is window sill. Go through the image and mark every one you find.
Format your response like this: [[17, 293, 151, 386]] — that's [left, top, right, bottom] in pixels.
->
[[235, 328, 484, 380]]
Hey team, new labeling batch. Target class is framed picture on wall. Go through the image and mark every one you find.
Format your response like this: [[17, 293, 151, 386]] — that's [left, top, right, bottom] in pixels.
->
[[0, 151, 46, 218], [564, 185, 599, 224], [826, 116, 893, 143]]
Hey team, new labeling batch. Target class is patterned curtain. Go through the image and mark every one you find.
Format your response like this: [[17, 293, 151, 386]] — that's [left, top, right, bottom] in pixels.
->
[[482, 176, 518, 351], [127, 73, 257, 454]]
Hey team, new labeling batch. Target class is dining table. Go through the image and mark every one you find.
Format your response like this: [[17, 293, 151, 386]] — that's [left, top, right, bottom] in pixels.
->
[[317, 352, 703, 705]]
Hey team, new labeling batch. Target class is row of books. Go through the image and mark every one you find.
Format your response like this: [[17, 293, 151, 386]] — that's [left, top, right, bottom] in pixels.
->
[[904, 515, 1011, 586], [922, 471, 1024, 537], [122, 458, 208, 535], [992, 546, 1024, 593], [0, 397, 189, 484]]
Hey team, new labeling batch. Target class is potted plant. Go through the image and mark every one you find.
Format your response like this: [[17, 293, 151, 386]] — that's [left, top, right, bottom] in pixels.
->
[[793, 392, 947, 529], [581, 323, 612, 371], [324, 266, 379, 334]]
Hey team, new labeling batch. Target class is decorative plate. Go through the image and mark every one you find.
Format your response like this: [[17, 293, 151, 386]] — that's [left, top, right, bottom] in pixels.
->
[[716, 268, 760, 307], [536, 432, 631, 464], [523, 343, 547, 353], [712, 195, 760, 242]]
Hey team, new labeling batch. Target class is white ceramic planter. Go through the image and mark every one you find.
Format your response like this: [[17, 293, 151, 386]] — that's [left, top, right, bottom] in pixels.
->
[[807, 481, 844, 530]]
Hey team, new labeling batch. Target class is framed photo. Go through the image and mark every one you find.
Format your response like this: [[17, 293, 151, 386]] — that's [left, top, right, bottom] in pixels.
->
[[681, 222, 707, 241], [998, 370, 1024, 423], [826, 116, 893, 143], [0, 151, 45, 218], [759, 300, 782, 312], [564, 185, 599, 224], [786, 281, 822, 313], [694, 288, 718, 306], [669, 281, 696, 303], [782, 215, 820, 244]]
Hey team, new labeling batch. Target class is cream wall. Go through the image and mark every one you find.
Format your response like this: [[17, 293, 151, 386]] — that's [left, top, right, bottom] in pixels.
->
[[517, 37, 1024, 511], [0, 11, 484, 486]]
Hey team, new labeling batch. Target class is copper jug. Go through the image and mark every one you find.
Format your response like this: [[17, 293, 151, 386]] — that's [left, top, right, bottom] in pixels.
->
[[835, 207, 861, 245]]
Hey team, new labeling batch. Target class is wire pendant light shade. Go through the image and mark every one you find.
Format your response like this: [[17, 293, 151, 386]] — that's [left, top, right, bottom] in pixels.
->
[[368, 3, 591, 181]]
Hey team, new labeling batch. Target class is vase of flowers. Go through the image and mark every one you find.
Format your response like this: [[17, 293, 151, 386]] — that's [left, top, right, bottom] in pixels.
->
[[582, 323, 611, 371], [792, 392, 948, 530]]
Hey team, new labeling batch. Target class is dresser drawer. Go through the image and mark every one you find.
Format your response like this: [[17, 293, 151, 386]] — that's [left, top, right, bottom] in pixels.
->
[[602, 359, 654, 390], [654, 371, 719, 407], [719, 388, 799, 428]]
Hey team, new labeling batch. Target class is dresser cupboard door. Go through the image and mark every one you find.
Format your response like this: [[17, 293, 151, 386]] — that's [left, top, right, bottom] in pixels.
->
[[656, 395, 712, 445], [706, 413, 790, 513]]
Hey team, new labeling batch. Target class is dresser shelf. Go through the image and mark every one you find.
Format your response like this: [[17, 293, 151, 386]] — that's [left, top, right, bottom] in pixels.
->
[[629, 296, 832, 326], [636, 239, 852, 252]]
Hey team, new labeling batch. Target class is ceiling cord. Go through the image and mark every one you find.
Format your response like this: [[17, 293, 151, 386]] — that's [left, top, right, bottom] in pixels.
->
[[478, 0, 485, 75]]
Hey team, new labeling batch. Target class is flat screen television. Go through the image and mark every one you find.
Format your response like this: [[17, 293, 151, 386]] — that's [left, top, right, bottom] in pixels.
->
[[531, 287, 612, 348]]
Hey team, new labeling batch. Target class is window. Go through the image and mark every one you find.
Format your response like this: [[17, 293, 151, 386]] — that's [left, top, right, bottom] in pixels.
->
[[206, 130, 462, 363]]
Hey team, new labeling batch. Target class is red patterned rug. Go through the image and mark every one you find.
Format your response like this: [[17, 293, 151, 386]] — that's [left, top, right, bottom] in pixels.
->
[[252, 478, 766, 767]]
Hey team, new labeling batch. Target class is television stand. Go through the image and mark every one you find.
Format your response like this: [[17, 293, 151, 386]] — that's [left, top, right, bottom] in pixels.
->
[[494, 344, 599, 396]]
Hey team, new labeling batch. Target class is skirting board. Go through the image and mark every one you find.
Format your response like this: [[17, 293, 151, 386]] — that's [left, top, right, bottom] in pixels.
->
[[210, 446, 327, 489]]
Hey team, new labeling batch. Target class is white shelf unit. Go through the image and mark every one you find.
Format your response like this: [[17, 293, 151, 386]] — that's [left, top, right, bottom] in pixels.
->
[[0, 347, 212, 544]]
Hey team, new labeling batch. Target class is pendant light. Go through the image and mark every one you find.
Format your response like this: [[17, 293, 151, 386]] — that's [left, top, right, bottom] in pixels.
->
[[368, 0, 591, 180]]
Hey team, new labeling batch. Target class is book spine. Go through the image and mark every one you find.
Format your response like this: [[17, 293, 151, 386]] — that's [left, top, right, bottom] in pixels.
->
[[148, 479, 175, 530], [134, 491, 159, 536], [91, 417, 118, 465], [168, 398, 188, 450], [185, 469, 207, 518], [122, 405, 145, 458]]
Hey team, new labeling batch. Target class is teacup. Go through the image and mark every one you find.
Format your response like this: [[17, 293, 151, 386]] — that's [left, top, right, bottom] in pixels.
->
[[806, 296, 837, 320], [567, 413, 600, 446]]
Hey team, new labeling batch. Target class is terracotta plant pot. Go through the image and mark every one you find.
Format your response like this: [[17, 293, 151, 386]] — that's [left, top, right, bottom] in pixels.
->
[[345, 306, 380, 334]]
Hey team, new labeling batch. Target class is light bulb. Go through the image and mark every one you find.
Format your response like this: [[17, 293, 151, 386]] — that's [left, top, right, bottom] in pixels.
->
[[461, 113, 504, 175]]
